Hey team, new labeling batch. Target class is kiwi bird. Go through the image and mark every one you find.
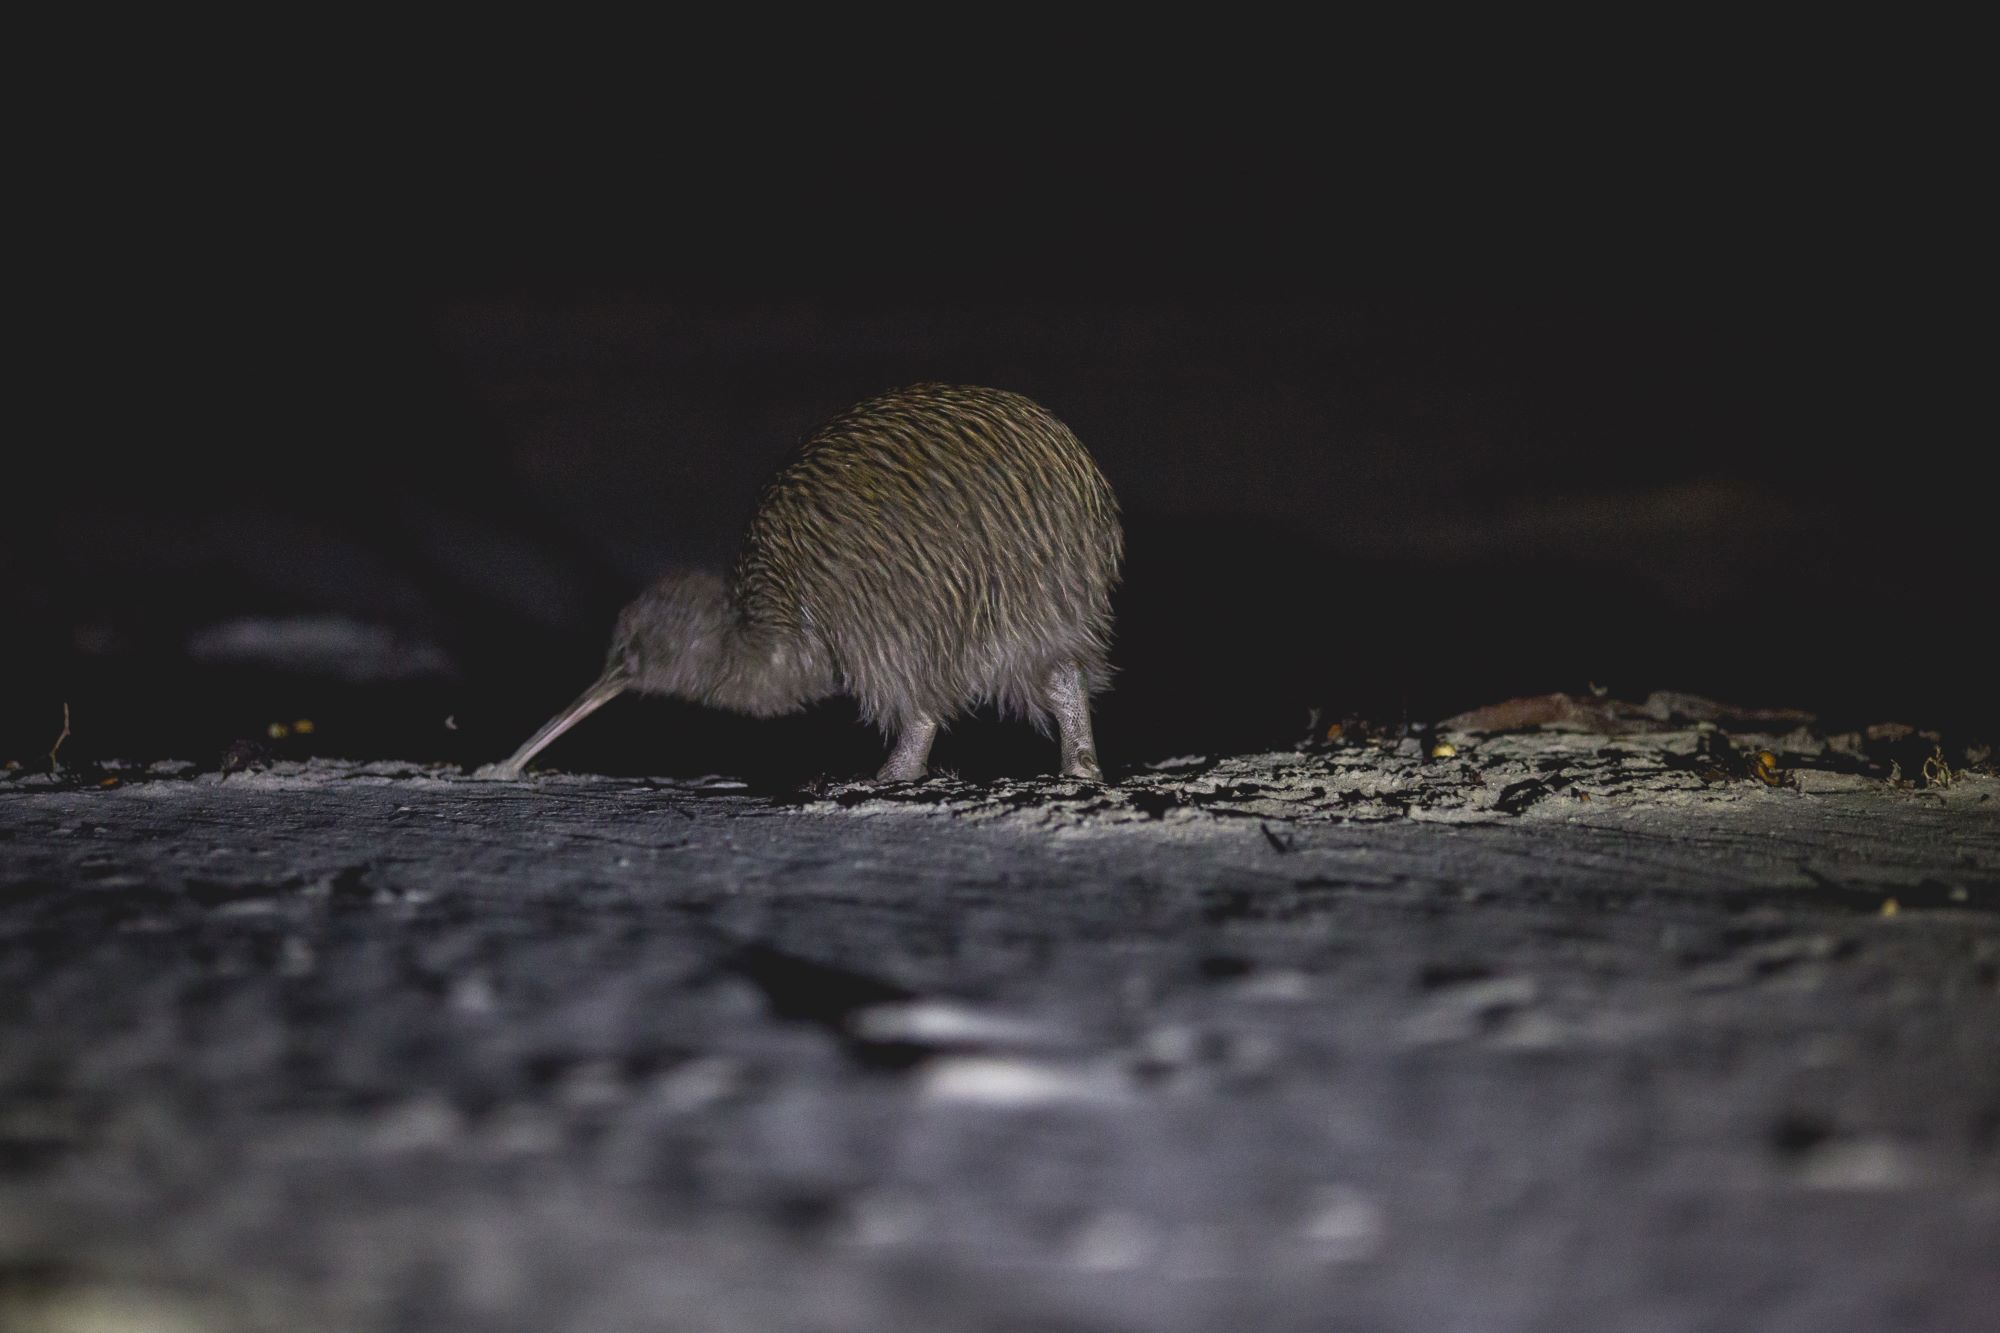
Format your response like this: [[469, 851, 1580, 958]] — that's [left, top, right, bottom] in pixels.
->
[[482, 384, 1122, 782]]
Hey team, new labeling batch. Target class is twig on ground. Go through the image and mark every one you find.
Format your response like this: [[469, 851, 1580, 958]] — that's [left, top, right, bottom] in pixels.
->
[[48, 702, 71, 771], [1922, 746, 1954, 789]]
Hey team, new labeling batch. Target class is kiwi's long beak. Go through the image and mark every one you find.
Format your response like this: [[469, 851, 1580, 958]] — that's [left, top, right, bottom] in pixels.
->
[[480, 670, 628, 778]]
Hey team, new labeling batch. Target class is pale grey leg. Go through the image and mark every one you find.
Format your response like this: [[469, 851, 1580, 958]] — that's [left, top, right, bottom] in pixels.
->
[[877, 715, 938, 781], [1043, 662, 1103, 781]]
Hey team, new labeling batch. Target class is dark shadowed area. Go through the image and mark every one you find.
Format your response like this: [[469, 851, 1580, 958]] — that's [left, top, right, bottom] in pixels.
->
[[4, 272, 1987, 777]]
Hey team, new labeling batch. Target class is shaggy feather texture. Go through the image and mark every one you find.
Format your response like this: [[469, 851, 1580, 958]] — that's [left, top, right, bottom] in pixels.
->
[[623, 384, 1122, 738]]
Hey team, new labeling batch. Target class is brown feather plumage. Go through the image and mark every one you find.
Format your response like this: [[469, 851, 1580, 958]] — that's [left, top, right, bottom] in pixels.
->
[[487, 385, 1122, 780]]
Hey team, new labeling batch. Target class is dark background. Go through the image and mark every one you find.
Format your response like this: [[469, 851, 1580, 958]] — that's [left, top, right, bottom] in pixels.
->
[[6, 91, 1986, 781]]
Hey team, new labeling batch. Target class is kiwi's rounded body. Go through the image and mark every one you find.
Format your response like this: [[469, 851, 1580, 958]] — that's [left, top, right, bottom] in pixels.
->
[[730, 384, 1121, 734]]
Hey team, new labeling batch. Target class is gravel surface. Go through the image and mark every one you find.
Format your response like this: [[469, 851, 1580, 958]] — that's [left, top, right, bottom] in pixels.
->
[[3, 727, 1997, 1332]]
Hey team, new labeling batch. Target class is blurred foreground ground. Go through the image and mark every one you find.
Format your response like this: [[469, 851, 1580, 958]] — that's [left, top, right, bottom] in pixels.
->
[[3, 720, 1997, 1332]]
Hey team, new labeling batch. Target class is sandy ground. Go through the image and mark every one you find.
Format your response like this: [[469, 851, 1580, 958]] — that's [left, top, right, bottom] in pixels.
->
[[2, 725, 1997, 1332]]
